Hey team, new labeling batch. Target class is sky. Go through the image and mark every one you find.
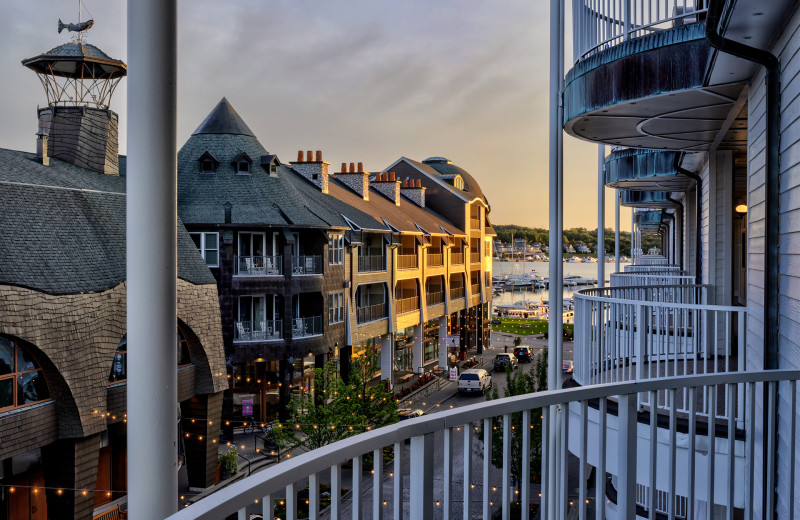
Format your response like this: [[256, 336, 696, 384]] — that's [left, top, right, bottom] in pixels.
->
[[1, 0, 631, 231]]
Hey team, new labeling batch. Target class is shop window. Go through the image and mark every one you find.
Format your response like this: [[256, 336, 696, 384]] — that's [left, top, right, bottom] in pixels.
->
[[0, 336, 50, 412], [109, 328, 192, 384]]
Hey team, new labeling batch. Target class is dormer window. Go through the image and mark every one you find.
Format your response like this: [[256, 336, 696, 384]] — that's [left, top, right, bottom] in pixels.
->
[[270, 164, 277, 174], [198, 151, 219, 174], [454, 175, 464, 190], [233, 152, 253, 175]]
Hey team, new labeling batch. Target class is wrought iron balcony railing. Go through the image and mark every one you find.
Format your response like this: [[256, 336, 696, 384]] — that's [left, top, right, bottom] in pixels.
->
[[573, 0, 708, 61], [357, 255, 386, 273], [291, 255, 322, 275], [291, 316, 322, 338], [234, 255, 283, 276], [233, 320, 282, 342], [167, 369, 799, 520], [356, 303, 387, 324]]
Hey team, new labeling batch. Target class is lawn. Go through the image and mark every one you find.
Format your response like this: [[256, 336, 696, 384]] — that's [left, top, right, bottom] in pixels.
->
[[491, 318, 574, 336]]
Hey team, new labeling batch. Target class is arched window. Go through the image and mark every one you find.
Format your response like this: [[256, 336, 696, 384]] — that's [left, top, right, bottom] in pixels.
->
[[0, 336, 51, 412], [109, 327, 193, 384], [453, 175, 464, 190]]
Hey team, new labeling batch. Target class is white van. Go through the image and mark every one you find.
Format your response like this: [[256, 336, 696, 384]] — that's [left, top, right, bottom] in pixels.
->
[[457, 369, 492, 395]]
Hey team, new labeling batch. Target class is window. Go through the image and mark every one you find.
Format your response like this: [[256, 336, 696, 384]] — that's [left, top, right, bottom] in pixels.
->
[[190, 232, 219, 267], [109, 328, 191, 384], [328, 292, 345, 324], [198, 151, 219, 173], [329, 233, 344, 265], [454, 175, 464, 190], [237, 161, 250, 174], [0, 336, 50, 411]]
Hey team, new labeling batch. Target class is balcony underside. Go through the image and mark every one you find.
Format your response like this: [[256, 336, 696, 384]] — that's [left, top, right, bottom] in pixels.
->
[[620, 190, 678, 209], [605, 149, 698, 191], [563, 23, 747, 150]]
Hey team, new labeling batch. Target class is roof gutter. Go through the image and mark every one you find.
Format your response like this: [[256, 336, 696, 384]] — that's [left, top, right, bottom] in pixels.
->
[[667, 197, 684, 271], [706, 0, 780, 371], [673, 152, 702, 284]]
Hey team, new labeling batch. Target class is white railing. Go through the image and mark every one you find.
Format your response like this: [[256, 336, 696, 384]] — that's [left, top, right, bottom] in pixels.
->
[[624, 264, 682, 272], [234, 255, 283, 276], [634, 254, 671, 266], [292, 255, 322, 275], [291, 316, 322, 338], [574, 285, 746, 421], [167, 370, 799, 520], [610, 271, 695, 286], [572, 0, 707, 61], [234, 320, 282, 342]]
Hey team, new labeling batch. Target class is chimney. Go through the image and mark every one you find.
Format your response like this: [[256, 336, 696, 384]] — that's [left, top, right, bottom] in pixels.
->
[[333, 161, 369, 200], [372, 171, 401, 205], [400, 177, 426, 207], [36, 131, 49, 166], [291, 149, 329, 193]]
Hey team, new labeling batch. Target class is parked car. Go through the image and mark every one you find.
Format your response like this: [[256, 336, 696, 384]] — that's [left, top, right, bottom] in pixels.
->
[[513, 346, 533, 362], [491, 319, 502, 326], [458, 369, 492, 395], [397, 408, 425, 420], [562, 360, 574, 374], [493, 353, 519, 371]]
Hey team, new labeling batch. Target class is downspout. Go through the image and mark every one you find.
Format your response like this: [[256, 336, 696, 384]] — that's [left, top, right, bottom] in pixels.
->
[[667, 197, 684, 271], [706, 2, 781, 517], [673, 152, 702, 284]]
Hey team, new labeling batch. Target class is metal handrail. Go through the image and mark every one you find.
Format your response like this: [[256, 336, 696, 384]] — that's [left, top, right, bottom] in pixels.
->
[[610, 271, 695, 287], [396, 296, 419, 315], [426, 253, 444, 267], [450, 286, 465, 300], [291, 255, 322, 275], [573, 0, 708, 61], [356, 303, 387, 324], [234, 255, 283, 276], [357, 255, 386, 273], [426, 291, 444, 306], [167, 369, 800, 520], [397, 254, 418, 270], [233, 320, 283, 342], [291, 316, 322, 338]]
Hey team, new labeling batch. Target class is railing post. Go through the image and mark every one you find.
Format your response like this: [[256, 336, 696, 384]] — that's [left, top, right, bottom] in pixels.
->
[[617, 393, 637, 518], [410, 433, 434, 520], [443, 428, 453, 520], [352, 455, 362, 520], [394, 442, 403, 520], [502, 414, 511, 520], [332, 463, 342, 520], [463, 424, 472, 520], [483, 418, 492, 520]]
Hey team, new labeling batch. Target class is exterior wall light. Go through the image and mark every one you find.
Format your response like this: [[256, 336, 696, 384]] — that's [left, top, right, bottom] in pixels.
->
[[735, 204, 748, 215]]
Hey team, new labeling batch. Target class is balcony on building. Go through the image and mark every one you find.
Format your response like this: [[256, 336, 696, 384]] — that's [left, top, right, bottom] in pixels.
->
[[357, 233, 387, 273], [469, 238, 481, 265], [234, 294, 283, 342], [563, 1, 750, 152], [426, 237, 445, 267], [449, 275, 465, 301], [234, 231, 283, 277], [289, 230, 326, 276], [395, 280, 419, 315], [469, 204, 481, 231], [450, 240, 465, 265], [425, 276, 445, 307], [397, 235, 419, 270], [292, 293, 323, 339], [356, 283, 389, 324]]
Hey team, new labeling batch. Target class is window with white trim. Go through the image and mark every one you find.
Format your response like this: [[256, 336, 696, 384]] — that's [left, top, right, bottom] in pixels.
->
[[328, 292, 345, 324], [329, 233, 344, 265], [189, 232, 219, 267]]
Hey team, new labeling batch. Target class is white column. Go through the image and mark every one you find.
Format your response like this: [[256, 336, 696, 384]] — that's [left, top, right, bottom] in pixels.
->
[[412, 324, 423, 374], [615, 191, 620, 272], [381, 334, 393, 389], [548, 0, 565, 517], [126, 0, 177, 518], [438, 316, 449, 369], [597, 145, 605, 287]]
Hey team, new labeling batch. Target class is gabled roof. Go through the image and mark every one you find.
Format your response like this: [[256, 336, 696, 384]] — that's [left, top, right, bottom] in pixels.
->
[[192, 98, 255, 137], [0, 148, 215, 295]]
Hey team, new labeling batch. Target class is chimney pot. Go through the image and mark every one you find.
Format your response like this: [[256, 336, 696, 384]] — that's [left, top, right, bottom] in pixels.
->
[[349, 162, 355, 173], [306, 150, 313, 162], [315, 150, 322, 162], [417, 179, 422, 188], [357, 162, 363, 172], [389, 172, 396, 182], [341, 162, 347, 173], [297, 150, 304, 162]]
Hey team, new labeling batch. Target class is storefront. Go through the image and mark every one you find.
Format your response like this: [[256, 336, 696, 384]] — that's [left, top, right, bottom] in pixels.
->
[[394, 327, 414, 372]]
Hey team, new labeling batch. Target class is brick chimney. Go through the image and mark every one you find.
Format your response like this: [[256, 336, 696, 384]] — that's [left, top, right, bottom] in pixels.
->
[[400, 178, 425, 207], [334, 161, 369, 200], [373, 172, 401, 205], [291, 149, 329, 193]]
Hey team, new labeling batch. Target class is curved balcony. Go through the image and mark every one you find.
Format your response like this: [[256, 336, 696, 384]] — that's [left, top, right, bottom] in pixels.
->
[[573, 284, 745, 418], [620, 190, 677, 209], [605, 149, 695, 192], [564, 1, 747, 150], [610, 270, 694, 286], [168, 369, 798, 520]]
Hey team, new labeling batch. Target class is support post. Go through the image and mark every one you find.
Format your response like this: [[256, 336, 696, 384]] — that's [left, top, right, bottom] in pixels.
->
[[381, 334, 393, 390], [617, 394, 637, 519], [598, 145, 605, 287], [615, 192, 620, 272], [410, 434, 434, 520], [126, 1, 178, 519]]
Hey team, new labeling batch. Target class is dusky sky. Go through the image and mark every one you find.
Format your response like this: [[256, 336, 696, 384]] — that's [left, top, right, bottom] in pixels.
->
[[1, 0, 631, 230]]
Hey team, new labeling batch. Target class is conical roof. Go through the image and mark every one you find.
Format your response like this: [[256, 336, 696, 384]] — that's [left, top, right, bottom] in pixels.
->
[[22, 42, 126, 78], [191, 98, 255, 137]]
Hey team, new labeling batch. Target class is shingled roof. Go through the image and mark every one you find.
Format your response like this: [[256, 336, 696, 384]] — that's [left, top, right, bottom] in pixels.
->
[[0, 148, 215, 295], [191, 98, 255, 137]]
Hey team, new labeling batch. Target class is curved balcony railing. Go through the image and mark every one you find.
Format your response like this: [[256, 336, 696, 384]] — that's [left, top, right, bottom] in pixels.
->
[[167, 370, 799, 520], [573, 0, 707, 61], [624, 264, 681, 272], [610, 270, 695, 286], [634, 254, 671, 266], [574, 285, 745, 420]]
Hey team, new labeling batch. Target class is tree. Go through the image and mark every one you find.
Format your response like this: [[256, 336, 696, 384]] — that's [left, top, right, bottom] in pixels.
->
[[271, 352, 398, 453], [480, 350, 548, 490]]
